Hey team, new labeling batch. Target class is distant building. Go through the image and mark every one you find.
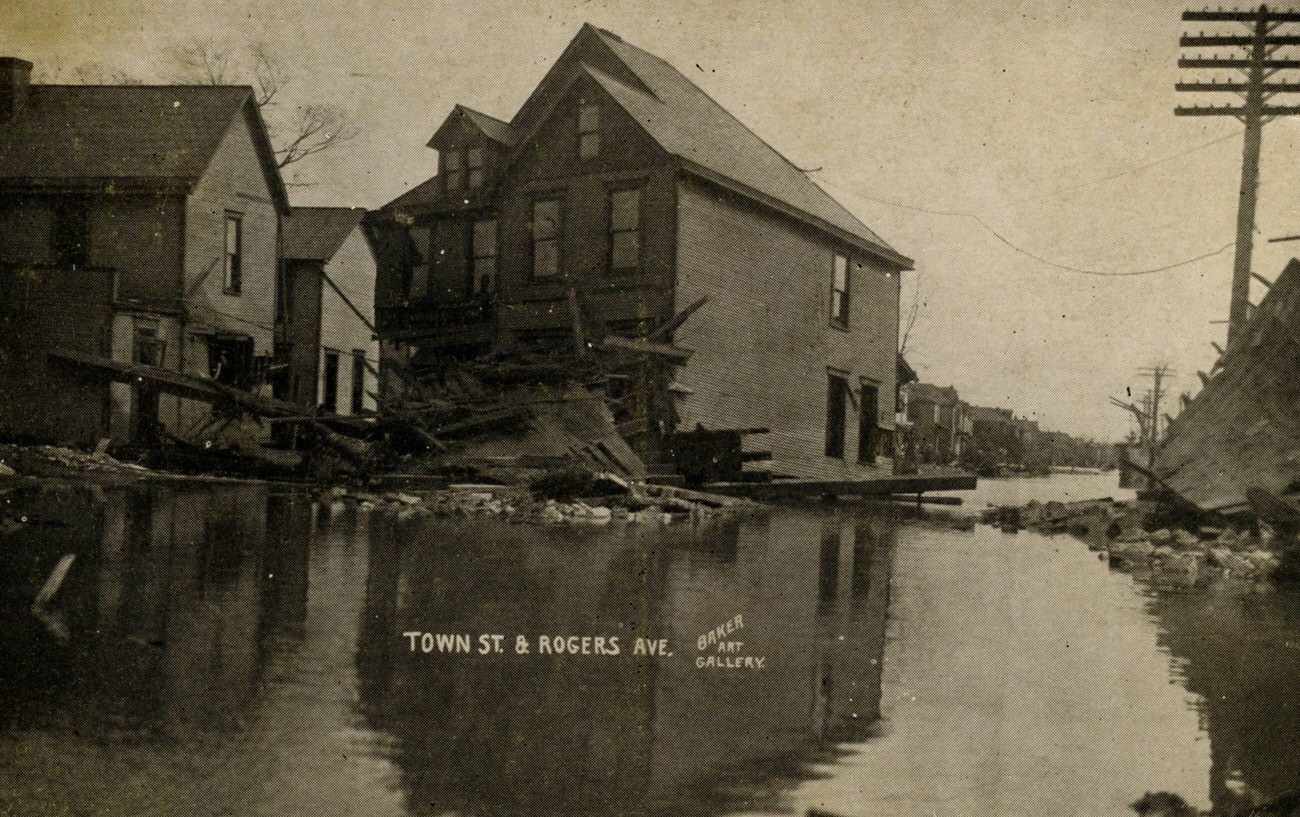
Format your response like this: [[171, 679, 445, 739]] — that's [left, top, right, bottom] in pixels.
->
[[967, 405, 1019, 466], [279, 207, 379, 416], [371, 24, 913, 480], [0, 57, 289, 446], [903, 383, 966, 464]]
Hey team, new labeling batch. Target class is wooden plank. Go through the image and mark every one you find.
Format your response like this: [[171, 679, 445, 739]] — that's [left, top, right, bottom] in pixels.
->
[[645, 294, 708, 343], [601, 335, 694, 362], [707, 473, 977, 499]]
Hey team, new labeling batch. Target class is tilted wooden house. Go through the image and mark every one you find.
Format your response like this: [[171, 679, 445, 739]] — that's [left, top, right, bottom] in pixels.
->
[[0, 57, 289, 446], [373, 25, 912, 480], [280, 207, 379, 416]]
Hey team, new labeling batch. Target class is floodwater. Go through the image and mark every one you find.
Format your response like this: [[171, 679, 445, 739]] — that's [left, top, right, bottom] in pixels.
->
[[0, 473, 1295, 816]]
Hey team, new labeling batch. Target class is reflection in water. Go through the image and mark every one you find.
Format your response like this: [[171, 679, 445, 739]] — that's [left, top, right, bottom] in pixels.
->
[[1, 474, 1297, 816], [358, 510, 892, 816]]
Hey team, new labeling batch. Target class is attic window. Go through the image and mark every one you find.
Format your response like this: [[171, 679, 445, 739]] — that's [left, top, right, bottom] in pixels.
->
[[444, 149, 464, 191], [467, 147, 485, 189], [578, 102, 601, 159]]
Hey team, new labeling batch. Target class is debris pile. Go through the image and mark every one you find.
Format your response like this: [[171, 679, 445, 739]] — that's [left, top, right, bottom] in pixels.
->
[[321, 468, 760, 525], [985, 496, 1293, 585], [0, 442, 154, 481]]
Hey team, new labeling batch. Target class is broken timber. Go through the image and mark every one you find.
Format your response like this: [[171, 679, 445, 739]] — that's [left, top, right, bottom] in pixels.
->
[[705, 473, 976, 500]]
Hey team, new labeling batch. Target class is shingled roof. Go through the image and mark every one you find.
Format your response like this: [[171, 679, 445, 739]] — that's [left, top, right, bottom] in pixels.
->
[[283, 207, 368, 262], [427, 104, 518, 148], [0, 84, 289, 211], [578, 26, 909, 267]]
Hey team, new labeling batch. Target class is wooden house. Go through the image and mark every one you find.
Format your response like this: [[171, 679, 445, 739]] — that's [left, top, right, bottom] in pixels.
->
[[280, 207, 379, 416], [373, 25, 913, 480], [0, 57, 289, 447]]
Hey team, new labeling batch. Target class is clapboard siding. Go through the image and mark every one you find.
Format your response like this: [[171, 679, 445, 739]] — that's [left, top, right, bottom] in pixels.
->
[[318, 226, 379, 414], [183, 110, 279, 358], [673, 177, 900, 480]]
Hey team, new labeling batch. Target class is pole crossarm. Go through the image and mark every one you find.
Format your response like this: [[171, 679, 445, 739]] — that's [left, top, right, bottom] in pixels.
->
[[1184, 10, 1300, 22], [1176, 80, 1300, 91], [1181, 34, 1300, 46], [1178, 57, 1300, 68], [1176, 104, 1300, 114]]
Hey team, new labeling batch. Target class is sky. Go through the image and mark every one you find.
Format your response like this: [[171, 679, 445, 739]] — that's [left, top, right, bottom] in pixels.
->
[[8, 0, 1300, 441]]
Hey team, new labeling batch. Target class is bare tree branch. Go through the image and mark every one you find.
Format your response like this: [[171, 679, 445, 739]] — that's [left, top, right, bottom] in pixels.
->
[[898, 272, 924, 358], [273, 105, 358, 168], [166, 37, 361, 171]]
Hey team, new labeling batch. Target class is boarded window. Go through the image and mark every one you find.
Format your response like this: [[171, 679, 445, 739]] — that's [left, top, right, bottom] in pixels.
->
[[578, 102, 600, 159], [467, 147, 485, 189], [531, 199, 560, 279], [609, 187, 641, 271], [223, 214, 242, 295], [472, 218, 498, 295], [825, 372, 848, 458], [322, 349, 340, 412], [830, 252, 849, 328], [444, 149, 464, 191], [351, 349, 366, 414], [858, 380, 879, 464]]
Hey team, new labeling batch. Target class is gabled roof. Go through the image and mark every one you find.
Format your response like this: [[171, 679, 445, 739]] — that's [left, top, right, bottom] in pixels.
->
[[967, 405, 1015, 424], [571, 25, 909, 267], [428, 104, 518, 149], [0, 84, 289, 212], [283, 207, 368, 262]]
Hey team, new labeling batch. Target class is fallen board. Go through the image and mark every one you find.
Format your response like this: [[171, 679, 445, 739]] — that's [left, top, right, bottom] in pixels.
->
[[705, 473, 976, 499]]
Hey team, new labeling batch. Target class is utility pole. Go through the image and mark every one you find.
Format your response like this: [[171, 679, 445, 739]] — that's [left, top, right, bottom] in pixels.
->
[[1176, 5, 1300, 343], [1137, 365, 1173, 489]]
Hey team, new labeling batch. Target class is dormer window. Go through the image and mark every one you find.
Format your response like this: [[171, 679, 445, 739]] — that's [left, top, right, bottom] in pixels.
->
[[467, 147, 485, 189], [444, 149, 464, 191], [578, 102, 600, 159]]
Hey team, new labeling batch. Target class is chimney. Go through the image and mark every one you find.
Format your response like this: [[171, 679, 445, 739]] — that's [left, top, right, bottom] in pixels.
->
[[0, 58, 32, 121]]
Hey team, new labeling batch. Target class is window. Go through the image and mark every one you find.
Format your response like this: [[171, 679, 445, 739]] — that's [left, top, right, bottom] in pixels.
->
[[830, 252, 849, 328], [223, 214, 242, 294], [578, 102, 600, 159], [134, 321, 164, 366], [467, 147, 485, 189], [322, 350, 340, 412], [531, 199, 560, 279], [609, 187, 641, 271], [472, 218, 498, 294], [858, 380, 879, 464], [444, 149, 464, 191], [825, 372, 848, 458], [351, 349, 366, 414]]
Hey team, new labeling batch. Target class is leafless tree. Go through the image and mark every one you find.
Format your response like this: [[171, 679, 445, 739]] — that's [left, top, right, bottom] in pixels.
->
[[165, 38, 357, 171], [35, 61, 140, 85], [898, 272, 924, 360]]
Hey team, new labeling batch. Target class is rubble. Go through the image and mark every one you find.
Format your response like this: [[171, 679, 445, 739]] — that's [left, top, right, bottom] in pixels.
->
[[982, 495, 1298, 586], [317, 469, 762, 526]]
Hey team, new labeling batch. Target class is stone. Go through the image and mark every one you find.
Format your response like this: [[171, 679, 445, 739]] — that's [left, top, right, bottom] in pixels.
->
[[1152, 545, 1175, 560], [1150, 529, 1173, 545], [1112, 539, 1154, 562], [0, 461, 15, 477], [1173, 529, 1202, 550], [1115, 527, 1151, 544]]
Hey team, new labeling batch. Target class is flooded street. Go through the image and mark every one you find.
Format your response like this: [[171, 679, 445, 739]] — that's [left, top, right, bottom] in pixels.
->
[[1, 473, 1297, 815]]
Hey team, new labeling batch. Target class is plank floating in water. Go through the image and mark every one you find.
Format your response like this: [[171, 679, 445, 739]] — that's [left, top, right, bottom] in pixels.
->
[[707, 473, 976, 499]]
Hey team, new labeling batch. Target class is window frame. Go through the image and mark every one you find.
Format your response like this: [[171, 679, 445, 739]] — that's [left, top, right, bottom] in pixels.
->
[[607, 185, 642, 273], [467, 146, 485, 189], [470, 217, 498, 296], [223, 212, 243, 295], [578, 102, 601, 159], [443, 148, 465, 192], [830, 251, 850, 329], [529, 197, 562, 280]]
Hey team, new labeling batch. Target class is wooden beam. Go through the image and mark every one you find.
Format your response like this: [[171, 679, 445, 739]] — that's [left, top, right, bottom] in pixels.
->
[[645, 295, 708, 343], [601, 335, 694, 362], [708, 473, 976, 499]]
